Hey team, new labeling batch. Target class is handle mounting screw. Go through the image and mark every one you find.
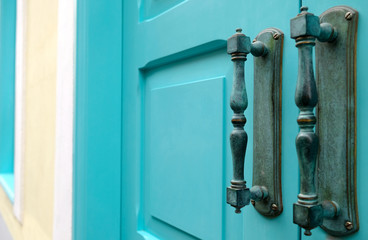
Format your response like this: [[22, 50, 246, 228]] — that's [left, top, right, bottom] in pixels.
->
[[345, 12, 353, 20], [271, 203, 278, 211], [345, 221, 353, 230]]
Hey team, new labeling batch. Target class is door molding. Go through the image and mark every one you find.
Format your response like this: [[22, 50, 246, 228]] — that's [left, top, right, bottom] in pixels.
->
[[14, 0, 26, 223], [73, 0, 123, 239], [53, 0, 76, 239]]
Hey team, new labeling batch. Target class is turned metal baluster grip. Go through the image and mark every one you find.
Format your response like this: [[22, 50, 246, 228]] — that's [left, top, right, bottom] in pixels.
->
[[226, 28, 269, 214], [292, 8, 321, 236], [226, 28, 251, 213], [295, 32, 319, 207], [230, 34, 248, 190], [291, 7, 339, 236]]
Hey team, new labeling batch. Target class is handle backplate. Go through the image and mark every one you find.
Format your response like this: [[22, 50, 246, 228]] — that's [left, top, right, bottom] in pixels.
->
[[315, 6, 358, 236], [252, 28, 283, 217]]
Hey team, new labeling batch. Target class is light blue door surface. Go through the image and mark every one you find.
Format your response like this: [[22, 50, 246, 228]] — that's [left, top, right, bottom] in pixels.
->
[[121, 1, 300, 239], [74, 0, 368, 239]]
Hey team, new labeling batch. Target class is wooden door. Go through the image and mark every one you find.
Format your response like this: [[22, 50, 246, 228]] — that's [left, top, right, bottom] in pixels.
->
[[122, 1, 300, 239], [74, 0, 368, 239]]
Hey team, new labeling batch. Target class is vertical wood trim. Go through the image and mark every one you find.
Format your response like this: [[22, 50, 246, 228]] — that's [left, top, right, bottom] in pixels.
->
[[53, 0, 76, 239], [74, 0, 123, 239], [13, 0, 26, 223]]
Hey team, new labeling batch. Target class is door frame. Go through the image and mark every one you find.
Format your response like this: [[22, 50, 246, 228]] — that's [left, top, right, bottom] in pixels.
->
[[73, 0, 123, 239]]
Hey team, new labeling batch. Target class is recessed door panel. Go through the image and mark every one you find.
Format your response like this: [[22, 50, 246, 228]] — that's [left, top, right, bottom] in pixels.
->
[[140, 0, 186, 20], [141, 48, 227, 240]]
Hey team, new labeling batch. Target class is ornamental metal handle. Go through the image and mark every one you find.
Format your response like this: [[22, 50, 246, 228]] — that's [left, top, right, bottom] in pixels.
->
[[226, 28, 269, 214], [291, 6, 339, 236]]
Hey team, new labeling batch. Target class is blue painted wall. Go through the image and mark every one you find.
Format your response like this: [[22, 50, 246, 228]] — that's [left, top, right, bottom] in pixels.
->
[[0, 0, 16, 201], [0, 0, 16, 174]]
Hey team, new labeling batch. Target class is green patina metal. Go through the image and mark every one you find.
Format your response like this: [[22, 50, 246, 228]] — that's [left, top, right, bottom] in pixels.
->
[[226, 28, 283, 217], [227, 28, 251, 214], [316, 6, 359, 236], [291, 5, 358, 237], [291, 8, 323, 236], [252, 28, 284, 217]]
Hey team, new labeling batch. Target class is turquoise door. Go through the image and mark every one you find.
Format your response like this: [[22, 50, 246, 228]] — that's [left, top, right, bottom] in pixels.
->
[[121, 1, 300, 239], [74, 0, 368, 239]]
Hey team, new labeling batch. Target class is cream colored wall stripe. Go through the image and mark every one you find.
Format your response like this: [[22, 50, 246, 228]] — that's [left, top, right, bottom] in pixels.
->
[[53, 0, 75, 239], [13, 0, 26, 223]]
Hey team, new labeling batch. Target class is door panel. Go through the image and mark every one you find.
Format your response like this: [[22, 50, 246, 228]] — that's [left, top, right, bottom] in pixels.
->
[[133, 43, 235, 240], [122, 1, 300, 239], [143, 53, 226, 239], [140, 0, 186, 20]]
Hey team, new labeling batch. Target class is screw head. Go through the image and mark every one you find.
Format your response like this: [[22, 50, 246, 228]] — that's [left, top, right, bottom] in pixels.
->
[[345, 12, 353, 20], [345, 221, 353, 230], [235, 207, 241, 214], [271, 203, 278, 211], [300, 6, 309, 12], [273, 33, 280, 40], [304, 229, 312, 236]]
